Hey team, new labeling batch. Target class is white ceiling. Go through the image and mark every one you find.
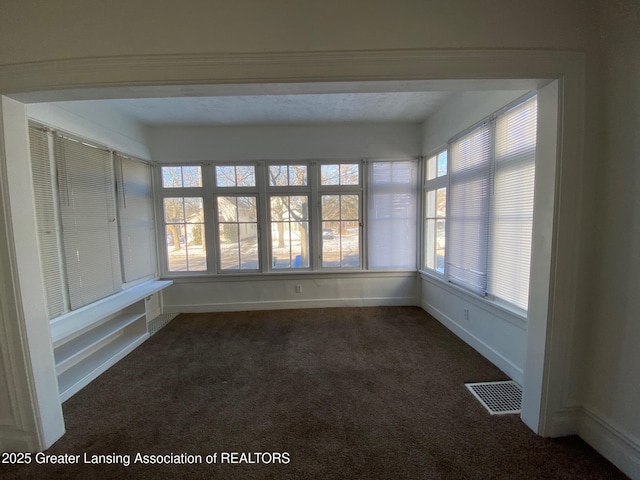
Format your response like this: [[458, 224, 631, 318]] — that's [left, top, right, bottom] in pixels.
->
[[23, 79, 543, 128], [75, 91, 453, 127]]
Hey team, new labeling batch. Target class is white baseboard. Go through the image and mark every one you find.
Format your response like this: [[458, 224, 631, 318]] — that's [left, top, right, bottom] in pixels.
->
[[164, 296, 417, 313], [421, 300, 524, 385], [0, 429, 36, 452], [579, 406, 640, 480], [547, 406, 581, 437]]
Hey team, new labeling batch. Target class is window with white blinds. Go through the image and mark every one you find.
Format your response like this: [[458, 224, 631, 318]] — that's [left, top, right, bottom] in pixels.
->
[[425, 94, 537, 313], [447, 124, 492, 294], [116, 153, 157, 283], [489, 97, 537, 310], [55, 135, 122, 310], [29, 126, 67, 318], [368, 160, 418, 270]]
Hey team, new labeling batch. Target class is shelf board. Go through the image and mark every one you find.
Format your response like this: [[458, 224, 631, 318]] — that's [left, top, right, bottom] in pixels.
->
[[54, 313, 145, 374], [50, 280, 172, 346], [58, 332, 149, 403]]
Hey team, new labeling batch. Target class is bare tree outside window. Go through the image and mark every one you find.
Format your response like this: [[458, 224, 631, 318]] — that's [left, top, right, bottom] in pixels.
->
[[217, 196, 259, 270], [321, 194, 360, 267], [163, 197, 206, 271]]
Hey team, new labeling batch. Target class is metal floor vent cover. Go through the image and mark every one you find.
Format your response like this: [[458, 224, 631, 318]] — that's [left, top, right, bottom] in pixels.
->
[[465, 381, 522, 415]]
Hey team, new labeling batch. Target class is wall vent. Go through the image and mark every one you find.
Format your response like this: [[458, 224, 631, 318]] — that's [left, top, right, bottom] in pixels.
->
[[465, 381, 522, 415]]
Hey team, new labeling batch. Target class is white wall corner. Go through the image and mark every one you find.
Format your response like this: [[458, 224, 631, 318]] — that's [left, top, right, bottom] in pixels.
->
[[0, 96, 65, 450], [544, 406, 581, 437], [579, 407, 640, 480]]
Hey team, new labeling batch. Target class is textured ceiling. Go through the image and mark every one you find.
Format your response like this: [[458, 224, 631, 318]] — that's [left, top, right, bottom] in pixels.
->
[[81, 92, 453, 126]]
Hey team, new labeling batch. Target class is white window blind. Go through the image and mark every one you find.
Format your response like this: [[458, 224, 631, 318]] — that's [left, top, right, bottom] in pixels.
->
[[55, 135, 122, 309], [116, 153, 157, 283], [489, 97, 537, 311], [368, 160, 418, 270], [447, 124, 492, 294], [29, 126, 67, 318]]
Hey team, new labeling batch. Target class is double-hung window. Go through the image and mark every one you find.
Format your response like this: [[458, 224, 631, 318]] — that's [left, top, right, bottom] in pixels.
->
[[268, 164, 310, 269], [160, 165, 207, 272], [214, 164, 259, 271], [319, 162, 362, 268], [422, 94, 537, 312], [368, 160, 418, 270], [423, 151, 448, 274]]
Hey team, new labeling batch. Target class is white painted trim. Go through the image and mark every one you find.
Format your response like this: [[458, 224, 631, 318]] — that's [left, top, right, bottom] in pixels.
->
[[166, 296, 417, 314], [1, 50, 578, 97], [579, 407, 640, 480], [547, 406, 581, 437], [0, 429, 36, 452], [421, 300, 524, 385], [0, 48, 587, 449], [0, 97, 65, 450]]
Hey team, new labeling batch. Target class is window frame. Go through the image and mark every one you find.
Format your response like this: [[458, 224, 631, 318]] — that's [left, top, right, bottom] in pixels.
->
[[422, 149, 449, 276], [317, 160, 364, 270], [266, 161, 312, 271], [156, 162, 214, 275]]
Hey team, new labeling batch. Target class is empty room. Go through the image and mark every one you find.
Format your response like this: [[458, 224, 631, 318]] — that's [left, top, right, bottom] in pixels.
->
[[0, 1, 638, 479]]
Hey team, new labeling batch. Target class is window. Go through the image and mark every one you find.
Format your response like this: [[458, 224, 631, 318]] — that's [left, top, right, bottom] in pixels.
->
[[267, 163, 310, 269], [368, 160, 418, 270], [270, 195, 309, 269], [162, 165, 202, 188], [448, 124, 492, 293], [163, 197, 206, 272], [28, 123, 158, 318], [268, 164, 307, 186], [157, 161, 391, 274], [116, 153, 157, 282], [321, 194, 360, 267], [29, 126, 66, 318], [216, 196, 259, 270], [490, 97, 537, 310], [321, 163, 359, 186], [422, 94, 537, 312], [319, 162, 361, 268], [55, 135, 122, 310], [423, 151, 448, 274], [215, 165, 256, 187], [160, 166, 207, 273]]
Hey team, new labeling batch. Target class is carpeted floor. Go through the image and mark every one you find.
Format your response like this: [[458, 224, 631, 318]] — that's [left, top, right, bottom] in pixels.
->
[[1, 307, 628, 479]]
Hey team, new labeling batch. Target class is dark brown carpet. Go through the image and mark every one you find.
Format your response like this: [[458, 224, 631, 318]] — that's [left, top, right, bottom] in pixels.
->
[[1, 307, 627, 479]]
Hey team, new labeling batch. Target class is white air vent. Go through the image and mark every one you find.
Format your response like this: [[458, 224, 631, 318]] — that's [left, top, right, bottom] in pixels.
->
[[465, 381, 522, 415]]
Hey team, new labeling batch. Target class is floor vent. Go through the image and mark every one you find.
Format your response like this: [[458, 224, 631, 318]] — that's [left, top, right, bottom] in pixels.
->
[[465, 381, 522, 415]]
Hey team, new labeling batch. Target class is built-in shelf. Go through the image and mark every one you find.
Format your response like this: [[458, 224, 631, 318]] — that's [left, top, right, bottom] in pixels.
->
[[51, 280, 172, 402], [55, 312, 145, 374]]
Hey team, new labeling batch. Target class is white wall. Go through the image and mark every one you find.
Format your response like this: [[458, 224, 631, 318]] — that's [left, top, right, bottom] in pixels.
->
[[0, 0, 597, 65], [153, 121, 421, 310], [419, 89, 529, 383], [150, 123, 421, 162], [0, 97, 65, 450], [164, 273, 417, 313], [578, 2, 640, 477], [27, 102, 151, 160]]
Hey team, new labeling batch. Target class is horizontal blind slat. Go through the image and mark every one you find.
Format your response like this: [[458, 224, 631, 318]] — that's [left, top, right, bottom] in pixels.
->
[[55, 136, 122, 310]]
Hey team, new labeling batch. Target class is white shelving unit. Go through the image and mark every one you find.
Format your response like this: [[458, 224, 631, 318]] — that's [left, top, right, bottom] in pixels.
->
[[49, 280, 172, 402]]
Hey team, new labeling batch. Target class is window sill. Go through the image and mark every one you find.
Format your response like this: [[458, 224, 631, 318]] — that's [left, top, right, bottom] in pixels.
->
[[162, 270, 418, 283]]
